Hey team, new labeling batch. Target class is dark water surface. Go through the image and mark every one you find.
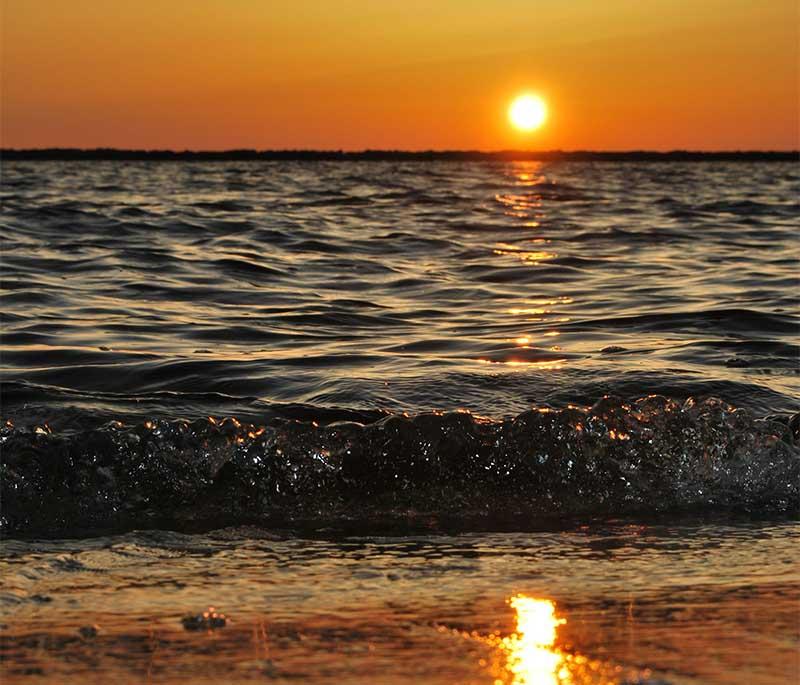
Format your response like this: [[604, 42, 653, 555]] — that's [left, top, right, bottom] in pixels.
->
[[1, 160, 799, 683], [2, 160, 798, 419], [2, 160, 799, 534]]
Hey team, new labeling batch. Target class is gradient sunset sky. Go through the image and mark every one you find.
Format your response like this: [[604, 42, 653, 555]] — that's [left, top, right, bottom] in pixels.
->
[[2, 0, 798, 151]]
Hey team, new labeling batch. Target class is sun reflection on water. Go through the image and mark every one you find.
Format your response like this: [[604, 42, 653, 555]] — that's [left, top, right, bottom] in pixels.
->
[[476, 358, 566, 369], [493, 242, 556, 265], [506, 297, 574, 316], [492, 595, 567, 685], [445, 594, 631, 685]]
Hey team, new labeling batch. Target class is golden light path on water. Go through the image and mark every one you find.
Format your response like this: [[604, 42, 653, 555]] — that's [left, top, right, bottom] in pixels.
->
[[475, 164, 571, 371], [490, 595, 571, 685], [457, 594, 633, 685], [494, 596, 567, 685]]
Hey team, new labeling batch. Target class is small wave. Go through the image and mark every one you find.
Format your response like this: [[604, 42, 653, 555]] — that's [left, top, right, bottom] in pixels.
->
[[192, 199, 253, 212], [2, 396, 797, 537], [213, 257, 286, 279], [563, 309, 798, 334]]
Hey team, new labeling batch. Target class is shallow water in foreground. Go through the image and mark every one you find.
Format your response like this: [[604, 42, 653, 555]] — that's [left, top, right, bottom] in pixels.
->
[[1, 520, 798, 684]]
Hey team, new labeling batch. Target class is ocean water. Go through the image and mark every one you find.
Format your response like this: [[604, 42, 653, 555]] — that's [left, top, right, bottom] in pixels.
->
[[1, 160, 798, 683], [3, 161, 799, 422]]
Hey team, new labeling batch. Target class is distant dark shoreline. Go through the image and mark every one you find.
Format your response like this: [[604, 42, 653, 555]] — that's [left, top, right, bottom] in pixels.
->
[[2, 148, 797, 162]]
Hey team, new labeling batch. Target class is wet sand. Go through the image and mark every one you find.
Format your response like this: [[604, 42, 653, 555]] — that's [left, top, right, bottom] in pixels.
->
[[2, 520, 798, 684]]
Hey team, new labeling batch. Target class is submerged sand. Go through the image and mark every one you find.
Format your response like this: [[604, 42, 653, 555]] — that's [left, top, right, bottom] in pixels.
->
[[1, 520, 798, 684]]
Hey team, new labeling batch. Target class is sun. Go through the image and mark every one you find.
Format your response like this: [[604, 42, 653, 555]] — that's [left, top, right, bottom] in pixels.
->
[[508, 94, 548, 132]]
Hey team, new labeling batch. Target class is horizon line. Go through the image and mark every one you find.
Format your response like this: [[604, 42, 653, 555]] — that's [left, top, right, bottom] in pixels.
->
[[2, 147, 797, 162]]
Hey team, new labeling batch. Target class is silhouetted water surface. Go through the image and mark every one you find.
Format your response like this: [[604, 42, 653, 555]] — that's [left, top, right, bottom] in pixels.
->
[[3, 161, 798, 421]]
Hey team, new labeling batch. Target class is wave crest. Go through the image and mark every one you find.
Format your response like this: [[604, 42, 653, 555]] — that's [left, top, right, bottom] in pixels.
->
[[2, 396, 798, 536]]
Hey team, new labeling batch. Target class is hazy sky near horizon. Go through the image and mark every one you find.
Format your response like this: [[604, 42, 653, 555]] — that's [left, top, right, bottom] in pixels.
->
[[2, 1, 798, 150]]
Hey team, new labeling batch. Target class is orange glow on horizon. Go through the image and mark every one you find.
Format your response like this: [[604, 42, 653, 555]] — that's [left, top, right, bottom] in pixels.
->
[[1, 1, 797, 150]]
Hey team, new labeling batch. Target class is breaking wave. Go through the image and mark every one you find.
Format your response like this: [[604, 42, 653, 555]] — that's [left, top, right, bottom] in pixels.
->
[[3, 396, 797, 537]]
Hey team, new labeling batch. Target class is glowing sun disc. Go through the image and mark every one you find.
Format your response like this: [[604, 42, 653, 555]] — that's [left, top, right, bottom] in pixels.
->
[[509, 94, 547, 131]]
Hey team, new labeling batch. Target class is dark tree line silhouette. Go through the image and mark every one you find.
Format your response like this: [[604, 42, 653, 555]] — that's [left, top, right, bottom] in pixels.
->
[[2, 148, 796, 162]]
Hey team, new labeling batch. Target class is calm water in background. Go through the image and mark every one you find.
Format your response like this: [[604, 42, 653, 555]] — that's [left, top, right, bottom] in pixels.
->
[[1, 160, 799, 683]]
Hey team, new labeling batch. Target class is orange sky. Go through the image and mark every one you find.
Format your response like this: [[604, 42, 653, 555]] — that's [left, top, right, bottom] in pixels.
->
[[2, 0, 798, 150]]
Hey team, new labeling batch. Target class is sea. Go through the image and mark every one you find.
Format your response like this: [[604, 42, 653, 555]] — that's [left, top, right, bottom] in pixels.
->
[[1, 159, 798, 683]]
